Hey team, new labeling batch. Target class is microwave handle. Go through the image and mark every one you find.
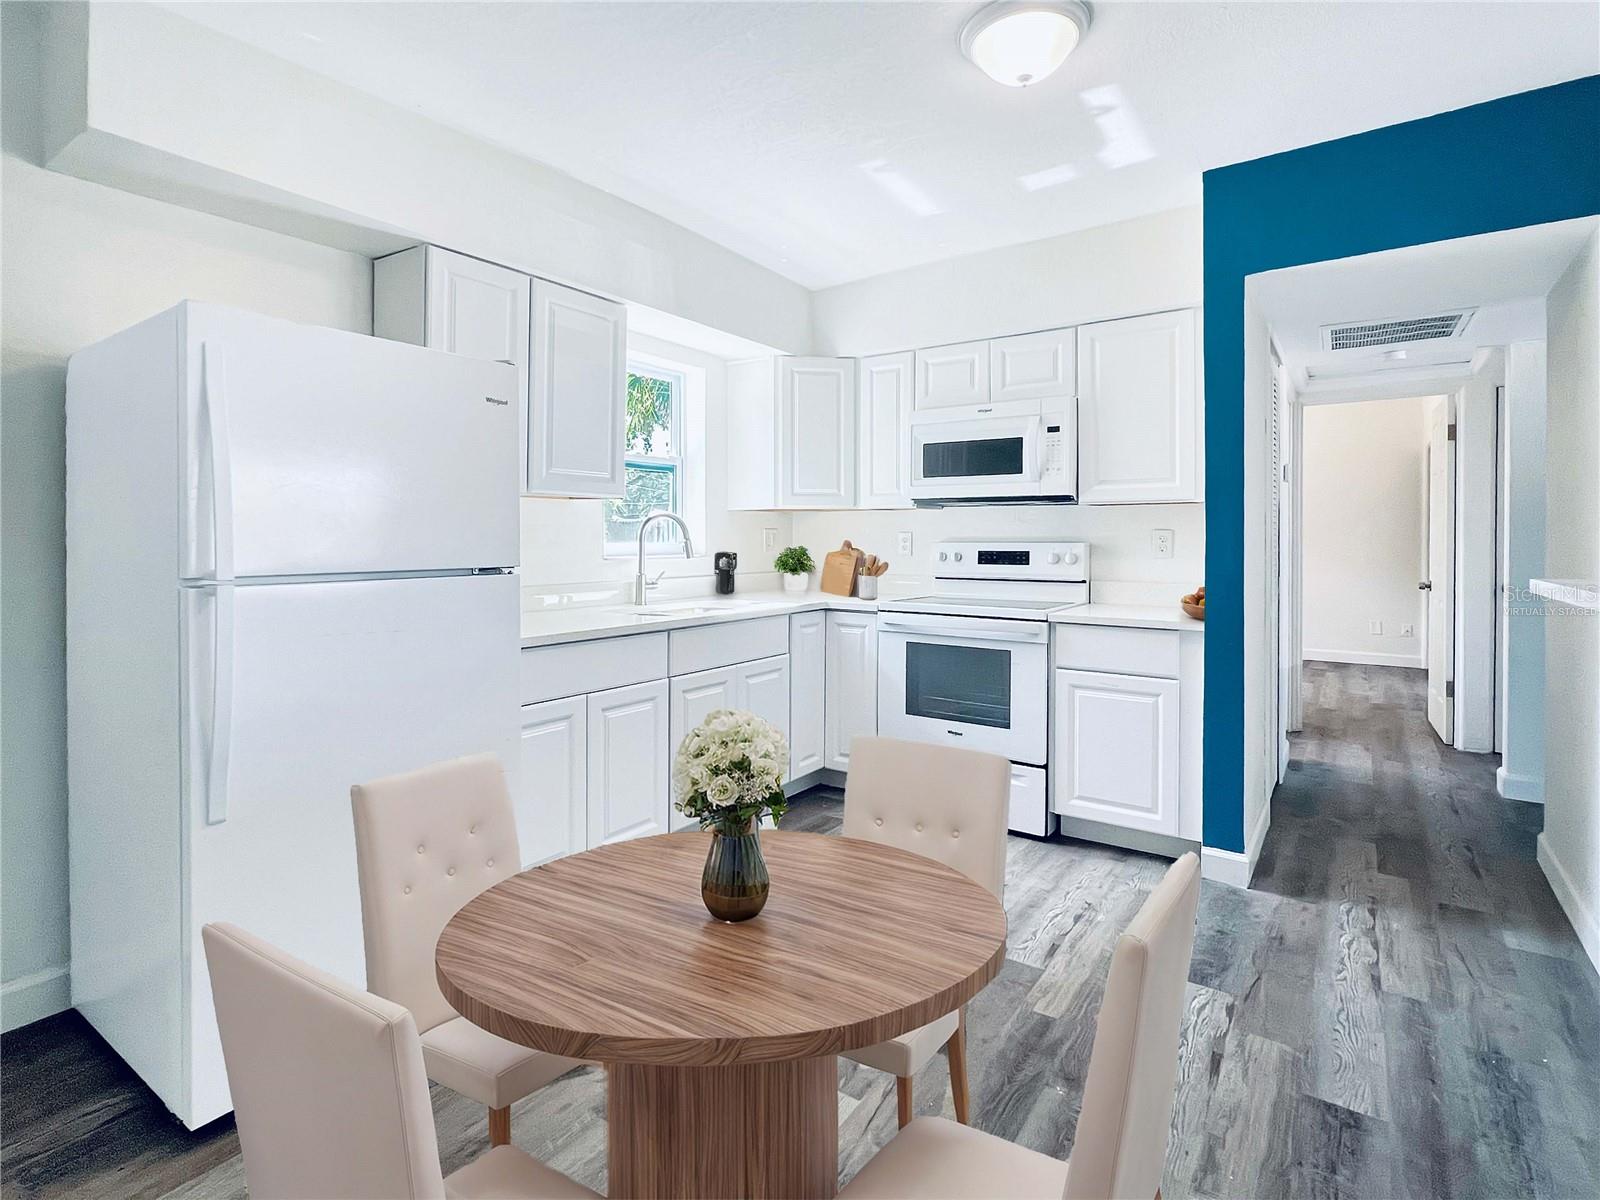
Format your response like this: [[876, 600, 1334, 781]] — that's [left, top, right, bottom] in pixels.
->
[[879, 615, 1050, 643]]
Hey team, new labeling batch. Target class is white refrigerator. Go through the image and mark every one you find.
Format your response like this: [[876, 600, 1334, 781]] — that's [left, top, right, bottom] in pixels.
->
[[65, 302, 521, 1129]]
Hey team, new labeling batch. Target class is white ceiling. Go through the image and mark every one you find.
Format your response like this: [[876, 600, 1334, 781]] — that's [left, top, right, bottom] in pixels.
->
[[163, 1, 1598, 290], [1253, 217, 1598, 398]]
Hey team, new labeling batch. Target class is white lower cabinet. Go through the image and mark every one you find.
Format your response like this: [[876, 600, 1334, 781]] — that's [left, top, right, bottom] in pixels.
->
[[1053, 668, 1180, 836], [1008, 763, 1051, 838], [586, 679, 671, 845], [825, 612, 878, 772], [518, 696, 587, 867], [788, 612, 827, 779], [668, 655, 791, 830]]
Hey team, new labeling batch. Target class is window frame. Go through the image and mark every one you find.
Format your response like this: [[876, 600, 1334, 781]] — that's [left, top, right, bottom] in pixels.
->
[[603, 361, 689, 558]]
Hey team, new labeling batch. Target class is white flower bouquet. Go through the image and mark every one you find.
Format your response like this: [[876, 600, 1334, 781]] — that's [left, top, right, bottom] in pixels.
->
[[672, 708, 790, 833]]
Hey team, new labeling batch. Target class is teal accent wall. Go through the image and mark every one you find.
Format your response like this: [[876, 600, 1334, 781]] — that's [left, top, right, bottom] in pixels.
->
[[1202, 76, 1600, 853]]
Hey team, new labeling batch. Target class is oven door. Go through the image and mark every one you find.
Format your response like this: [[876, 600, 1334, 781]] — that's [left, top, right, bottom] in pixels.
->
[[908, 416, 1042, 501], [876, 613, 1049, 764]]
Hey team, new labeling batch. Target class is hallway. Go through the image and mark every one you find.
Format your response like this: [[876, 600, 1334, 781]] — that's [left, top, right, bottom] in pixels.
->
[[1228, 661, 1599, 1197]]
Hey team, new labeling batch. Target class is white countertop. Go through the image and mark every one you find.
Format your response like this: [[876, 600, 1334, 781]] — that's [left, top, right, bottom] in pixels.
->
[[1049, 602, 1205, 632], [521, 591, 878, 648], [523, 590, 1205, 646]]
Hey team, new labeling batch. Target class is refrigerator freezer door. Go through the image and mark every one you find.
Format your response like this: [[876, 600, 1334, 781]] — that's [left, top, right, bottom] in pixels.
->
[[181, 304, 519, 580], [181, 572, 518, 1127]]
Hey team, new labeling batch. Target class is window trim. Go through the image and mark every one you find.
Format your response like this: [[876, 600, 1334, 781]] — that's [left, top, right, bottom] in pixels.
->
[[604, 360, 690, 558]]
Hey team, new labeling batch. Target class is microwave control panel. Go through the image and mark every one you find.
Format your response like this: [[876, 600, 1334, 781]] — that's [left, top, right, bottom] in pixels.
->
[[1041, 424, 1068, 483]]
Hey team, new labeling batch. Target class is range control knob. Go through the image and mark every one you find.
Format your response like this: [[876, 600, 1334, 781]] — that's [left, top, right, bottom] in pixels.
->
[[952, 552, 964, 562], [1047, 552, 1061, 564], [1064, 551, 1080, 565], [938, 551, 948, 562]]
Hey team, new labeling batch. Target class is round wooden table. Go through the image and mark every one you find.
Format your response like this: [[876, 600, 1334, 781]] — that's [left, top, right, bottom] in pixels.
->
[[436, 830, 1007, 1200]]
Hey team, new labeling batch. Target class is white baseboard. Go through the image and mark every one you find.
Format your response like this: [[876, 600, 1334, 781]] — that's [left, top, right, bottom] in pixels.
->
[[1304, 650, 1425, 669], [1202, 801, 1272, 889], [1, 964, 70, 1034], [1497, 766, 1544, 803], [1537, 833, 1600, 973]]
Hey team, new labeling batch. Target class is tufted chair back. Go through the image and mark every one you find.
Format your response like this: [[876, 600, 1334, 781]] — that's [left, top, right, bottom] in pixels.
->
[[203, 922, 446, 1200], [1062, 851, 1200, 1200], [351, 753, 522, 1034], [841, 737, 1010, 900]]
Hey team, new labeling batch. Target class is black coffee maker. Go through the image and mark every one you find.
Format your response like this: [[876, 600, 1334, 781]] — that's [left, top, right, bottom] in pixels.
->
[[714, 551, 738, 595]]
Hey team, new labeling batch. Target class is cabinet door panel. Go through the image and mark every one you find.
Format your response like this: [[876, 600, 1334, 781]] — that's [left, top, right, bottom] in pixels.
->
[[914, 342, 989, 411], [740, 655, 791, 740], [780, 357, 856, 507], [990, 328, 1073, 404], [825, 613, 878, 771], [858, 353, 913, 509], [1053, 669, 1179, 835], [668, 667, 738, 831], [586, 679, 669, 845], [529, 280, 626, 498], [788, 612, 827, 779], [1077, 310, 1198, 504], [518, 697, 586, 866]]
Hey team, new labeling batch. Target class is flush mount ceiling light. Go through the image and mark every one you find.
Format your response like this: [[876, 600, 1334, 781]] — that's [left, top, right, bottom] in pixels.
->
[[959, 1, 1091, 88]]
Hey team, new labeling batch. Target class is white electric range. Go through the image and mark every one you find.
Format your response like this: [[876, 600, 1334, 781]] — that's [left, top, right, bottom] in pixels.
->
[[876, 540, 1089, 836]]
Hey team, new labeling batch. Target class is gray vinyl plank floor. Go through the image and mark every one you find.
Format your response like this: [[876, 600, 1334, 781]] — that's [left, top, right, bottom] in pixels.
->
[[4, 663, 1597, 1198]]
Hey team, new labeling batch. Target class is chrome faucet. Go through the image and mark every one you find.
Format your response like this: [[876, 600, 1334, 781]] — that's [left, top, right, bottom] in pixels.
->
[[634, 511, 695, 604]]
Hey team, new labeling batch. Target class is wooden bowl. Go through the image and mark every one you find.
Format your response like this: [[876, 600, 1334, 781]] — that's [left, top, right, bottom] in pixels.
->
[[1181, 595, 1205, 621]]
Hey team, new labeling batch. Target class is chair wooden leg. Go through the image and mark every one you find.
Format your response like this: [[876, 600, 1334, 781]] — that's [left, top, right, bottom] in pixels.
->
[[488, 1105, 511, 1147], [947, 1008, 971, 1125], [895, 1075, 912, 1128]]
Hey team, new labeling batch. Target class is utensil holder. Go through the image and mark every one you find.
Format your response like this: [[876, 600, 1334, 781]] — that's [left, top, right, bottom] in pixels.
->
[[856, 575, 879, 601]]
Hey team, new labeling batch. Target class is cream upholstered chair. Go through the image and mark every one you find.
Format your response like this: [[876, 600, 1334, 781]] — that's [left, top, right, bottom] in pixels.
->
[[351, 754, 583, 1148], [202, 922, 596, 1200], [841, 736, 1011, 1127], [839, 852, 1202, 1200]]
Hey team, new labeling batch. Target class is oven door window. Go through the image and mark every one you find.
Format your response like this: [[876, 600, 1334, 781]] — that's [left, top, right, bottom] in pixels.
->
[[904, 642, 1011, 729], [921, 437, 1025, 479]]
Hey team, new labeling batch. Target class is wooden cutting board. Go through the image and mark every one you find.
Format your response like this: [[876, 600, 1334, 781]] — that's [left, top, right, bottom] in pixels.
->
[[820, 541, 863, 596]]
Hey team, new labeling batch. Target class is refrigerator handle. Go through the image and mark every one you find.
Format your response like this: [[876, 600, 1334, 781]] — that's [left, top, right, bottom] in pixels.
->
[[203, 342, 236, 582], [205, 584, 236, 825]]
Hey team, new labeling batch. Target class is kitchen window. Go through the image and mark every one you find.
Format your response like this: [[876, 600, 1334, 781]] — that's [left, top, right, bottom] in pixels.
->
[[604, 364, 687, 555]]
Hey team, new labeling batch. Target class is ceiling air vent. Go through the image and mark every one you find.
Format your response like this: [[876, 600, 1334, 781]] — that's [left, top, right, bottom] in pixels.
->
[[1321, 309, 1475, 352]]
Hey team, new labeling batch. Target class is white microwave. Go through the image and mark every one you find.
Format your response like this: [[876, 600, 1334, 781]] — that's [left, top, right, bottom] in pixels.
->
[[908, 396, 1076, 504]]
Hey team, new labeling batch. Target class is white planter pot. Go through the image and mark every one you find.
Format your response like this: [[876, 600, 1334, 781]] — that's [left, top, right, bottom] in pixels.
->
[[782, 572, 809, 594]]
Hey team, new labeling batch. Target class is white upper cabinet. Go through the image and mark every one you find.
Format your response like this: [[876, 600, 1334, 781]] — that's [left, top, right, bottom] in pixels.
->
[[374, 246, 532, 484], [728, 356, 857, 510], [528, 278, 626, 499], [857, 352, 913, 509], [990, 328, 1075, 404], [1076, 309, 1200, 504], [914, 340, 989, 412]]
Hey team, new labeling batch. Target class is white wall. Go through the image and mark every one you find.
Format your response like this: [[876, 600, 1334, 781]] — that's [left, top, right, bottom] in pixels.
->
[[519, 333, 792, 606], [1300, 397, 1431, 667], [1539, 228, 1600, 970], [796, 207, 1206, 599], [1, 2, 373, 1030], [1500, 340, 1547, 800]]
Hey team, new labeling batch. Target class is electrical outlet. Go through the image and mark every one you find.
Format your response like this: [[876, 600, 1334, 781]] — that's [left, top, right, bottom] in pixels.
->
[[1151, 529, 1174, 559], [1401, 623, 1414, 637], [762, 528, 778, 552], [897, 531, 914, 556], [1370, 619, 1384, 636]]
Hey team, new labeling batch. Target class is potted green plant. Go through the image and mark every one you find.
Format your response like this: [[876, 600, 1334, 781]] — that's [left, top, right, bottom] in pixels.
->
[[774, 546, 815, 594]]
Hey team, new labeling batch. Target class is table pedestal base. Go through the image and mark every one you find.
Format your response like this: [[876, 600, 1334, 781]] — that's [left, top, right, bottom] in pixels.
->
[[607, 1056, 838, 1199]]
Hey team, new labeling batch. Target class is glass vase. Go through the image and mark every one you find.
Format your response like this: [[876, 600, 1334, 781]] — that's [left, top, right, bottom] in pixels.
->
[[701, 821, 770, 922]]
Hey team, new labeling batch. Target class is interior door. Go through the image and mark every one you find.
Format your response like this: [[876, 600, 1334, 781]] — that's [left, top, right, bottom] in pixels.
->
[[183, 305, 519, 580], [527, 279, 626, 498], [1426, 398, 1456, 743], [668, 667, 737, 831], [183, 571, 518, 1126]]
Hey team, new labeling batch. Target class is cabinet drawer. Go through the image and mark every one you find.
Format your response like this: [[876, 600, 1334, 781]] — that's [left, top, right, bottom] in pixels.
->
[[669, 616, 789, 676], [520, 632, 668, 704], [1053, 625, 1179, 677]]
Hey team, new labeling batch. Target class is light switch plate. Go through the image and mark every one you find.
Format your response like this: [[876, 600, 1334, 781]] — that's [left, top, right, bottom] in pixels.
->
[[897, 531, 914, 555], [762, 528, 778, 551], [1151, 529, 1174, 559]]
